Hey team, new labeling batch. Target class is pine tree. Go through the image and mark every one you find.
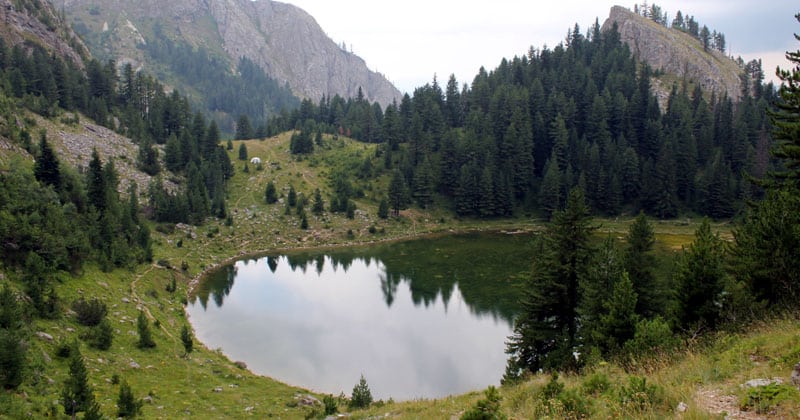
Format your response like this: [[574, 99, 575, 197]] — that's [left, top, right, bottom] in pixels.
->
[[136, 311, 156, 348], [83, 400, 104, 420], [62, 341, 94, 416], [770, 13, 800, 187], [624, 212, 661, 318], [349, 375, 373, 409], [288, 185, 297, 207], [181, 324, 193, 354], [596, 272, 639, 353], [117, 379, 143, 418], [238, 142, 248, 161], [300, 211, 309, 230], [92, 318, 114, 350], [506, 188, 595, 374], [312, 188, 324, 215], [539, 155, 562, 218], [87, 149, 107, 212], [675, 219, 726, 330], [137, 138, 160, 176], [34, 131, 61, 191], [164, 134, 182, 172], [264, 181, 278, 204], [732, 189, 800, 305], [0, 329, 25, 389], [235, 114, 253, 140], [729, 12, 800, 310], [388, 170, 406, 217], [578, 236, 623, 353], [378, 198, 389, 219]]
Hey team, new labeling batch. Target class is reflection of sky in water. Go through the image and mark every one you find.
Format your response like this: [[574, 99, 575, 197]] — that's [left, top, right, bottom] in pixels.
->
[[186, 256, 512, 400]]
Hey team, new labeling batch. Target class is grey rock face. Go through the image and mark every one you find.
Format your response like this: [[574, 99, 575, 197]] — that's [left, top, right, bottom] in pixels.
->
[[60, 0, 401, 106], [602, 6, 741, 101]]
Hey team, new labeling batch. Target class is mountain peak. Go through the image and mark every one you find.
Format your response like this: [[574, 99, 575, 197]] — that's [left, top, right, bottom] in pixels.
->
[[61, 0, 401, 107], [602, 5, 742, 100]]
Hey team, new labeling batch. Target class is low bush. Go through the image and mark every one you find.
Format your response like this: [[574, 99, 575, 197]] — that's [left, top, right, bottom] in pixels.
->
[[71, 298, 107, 327]]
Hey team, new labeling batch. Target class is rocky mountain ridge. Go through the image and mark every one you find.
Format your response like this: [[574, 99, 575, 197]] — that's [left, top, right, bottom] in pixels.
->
[[602, 5, 743, 101], [59, 0, 401, 107], [0, 0, 87, 66]]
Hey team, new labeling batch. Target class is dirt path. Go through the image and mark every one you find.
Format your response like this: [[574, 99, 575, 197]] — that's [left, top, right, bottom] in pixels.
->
[[695, 387, 764, 419], [130, 263, 175, 340]]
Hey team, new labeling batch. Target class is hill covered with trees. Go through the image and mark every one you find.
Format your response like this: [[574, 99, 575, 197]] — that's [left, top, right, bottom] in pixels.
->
[[267, 19, 775, 221]]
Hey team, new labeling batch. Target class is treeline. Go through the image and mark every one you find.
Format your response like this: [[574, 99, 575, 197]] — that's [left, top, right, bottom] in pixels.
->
[[634, 2, 726, 53], [268, 22, 775, 220], [143, 24, 300, 133]]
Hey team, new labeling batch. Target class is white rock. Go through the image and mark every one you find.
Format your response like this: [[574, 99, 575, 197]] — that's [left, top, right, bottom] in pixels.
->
[[36, 332, 54, 342]]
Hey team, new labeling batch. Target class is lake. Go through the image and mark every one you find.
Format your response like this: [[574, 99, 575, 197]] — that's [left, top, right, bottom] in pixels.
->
[[186, 232, 533, 400]]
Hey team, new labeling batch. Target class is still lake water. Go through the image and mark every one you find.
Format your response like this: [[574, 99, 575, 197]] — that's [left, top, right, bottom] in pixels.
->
[[186, 232, 533, 400]]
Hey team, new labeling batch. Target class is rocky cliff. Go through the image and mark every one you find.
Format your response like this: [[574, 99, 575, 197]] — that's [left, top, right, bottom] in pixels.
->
[[59, 0, 401, 107], [602, 5, 742, 101], [0, 0, 87, 67]]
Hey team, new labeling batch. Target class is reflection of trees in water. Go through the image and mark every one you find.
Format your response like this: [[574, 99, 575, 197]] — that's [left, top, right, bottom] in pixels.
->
[[193, 264, 238, 309], [192, 233, 530, 323], [267, 256, 278, 273]]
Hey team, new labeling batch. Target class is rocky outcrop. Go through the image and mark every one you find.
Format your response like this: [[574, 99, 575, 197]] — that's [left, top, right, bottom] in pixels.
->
[[602, 5, 742, 100], [0, 0, 87, 67], [59, 0, 401, 106]]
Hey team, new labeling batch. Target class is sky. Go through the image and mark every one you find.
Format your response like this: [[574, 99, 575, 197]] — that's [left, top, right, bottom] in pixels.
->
[[279, 0, 798, 94]]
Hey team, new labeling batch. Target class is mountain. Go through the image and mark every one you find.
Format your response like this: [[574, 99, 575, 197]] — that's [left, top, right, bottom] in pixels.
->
[[602, 5, 743, 102], [0, 0, 88, 66], [58, 0, 402, 108]]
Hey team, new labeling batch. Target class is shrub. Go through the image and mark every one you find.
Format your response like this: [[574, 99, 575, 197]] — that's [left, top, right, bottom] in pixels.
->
[[349, 375, 373, 409], [180, 325, 193, 354], [557, 388, 589, 418], [323, 394, 337, 415], [90, 318, 113, 350], [540, 373, 564, 400], [72, 298, 107, 327], [618, 376, 662, 412], [0, 329, 25, 389], [117, 379, 143, 418], [55, 341, 72, 358], [461, 386, 505, 420], [582, 372, 612, 396], [623, 317, 679, 357], [136, 311, 156, 349], [741, 383, 798, 414], [165, 277, 177, 293]]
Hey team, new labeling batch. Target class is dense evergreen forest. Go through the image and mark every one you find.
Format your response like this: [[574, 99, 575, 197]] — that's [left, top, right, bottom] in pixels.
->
[[268, 22, 775, 220], [502, 14, 800, 382]]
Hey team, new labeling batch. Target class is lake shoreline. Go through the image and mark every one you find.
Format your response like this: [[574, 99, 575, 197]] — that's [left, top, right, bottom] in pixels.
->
[[186, 224, 541, 297]]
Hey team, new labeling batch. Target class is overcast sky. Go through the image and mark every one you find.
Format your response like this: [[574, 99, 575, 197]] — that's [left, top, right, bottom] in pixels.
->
[[280, 0, 798, 94]]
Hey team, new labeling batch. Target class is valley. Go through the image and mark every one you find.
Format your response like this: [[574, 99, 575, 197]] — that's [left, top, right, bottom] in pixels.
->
[[0, 0, 799, 418]]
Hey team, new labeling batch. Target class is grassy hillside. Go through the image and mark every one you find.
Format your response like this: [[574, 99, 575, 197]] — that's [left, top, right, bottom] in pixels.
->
[[1, 125, 797, 419]]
